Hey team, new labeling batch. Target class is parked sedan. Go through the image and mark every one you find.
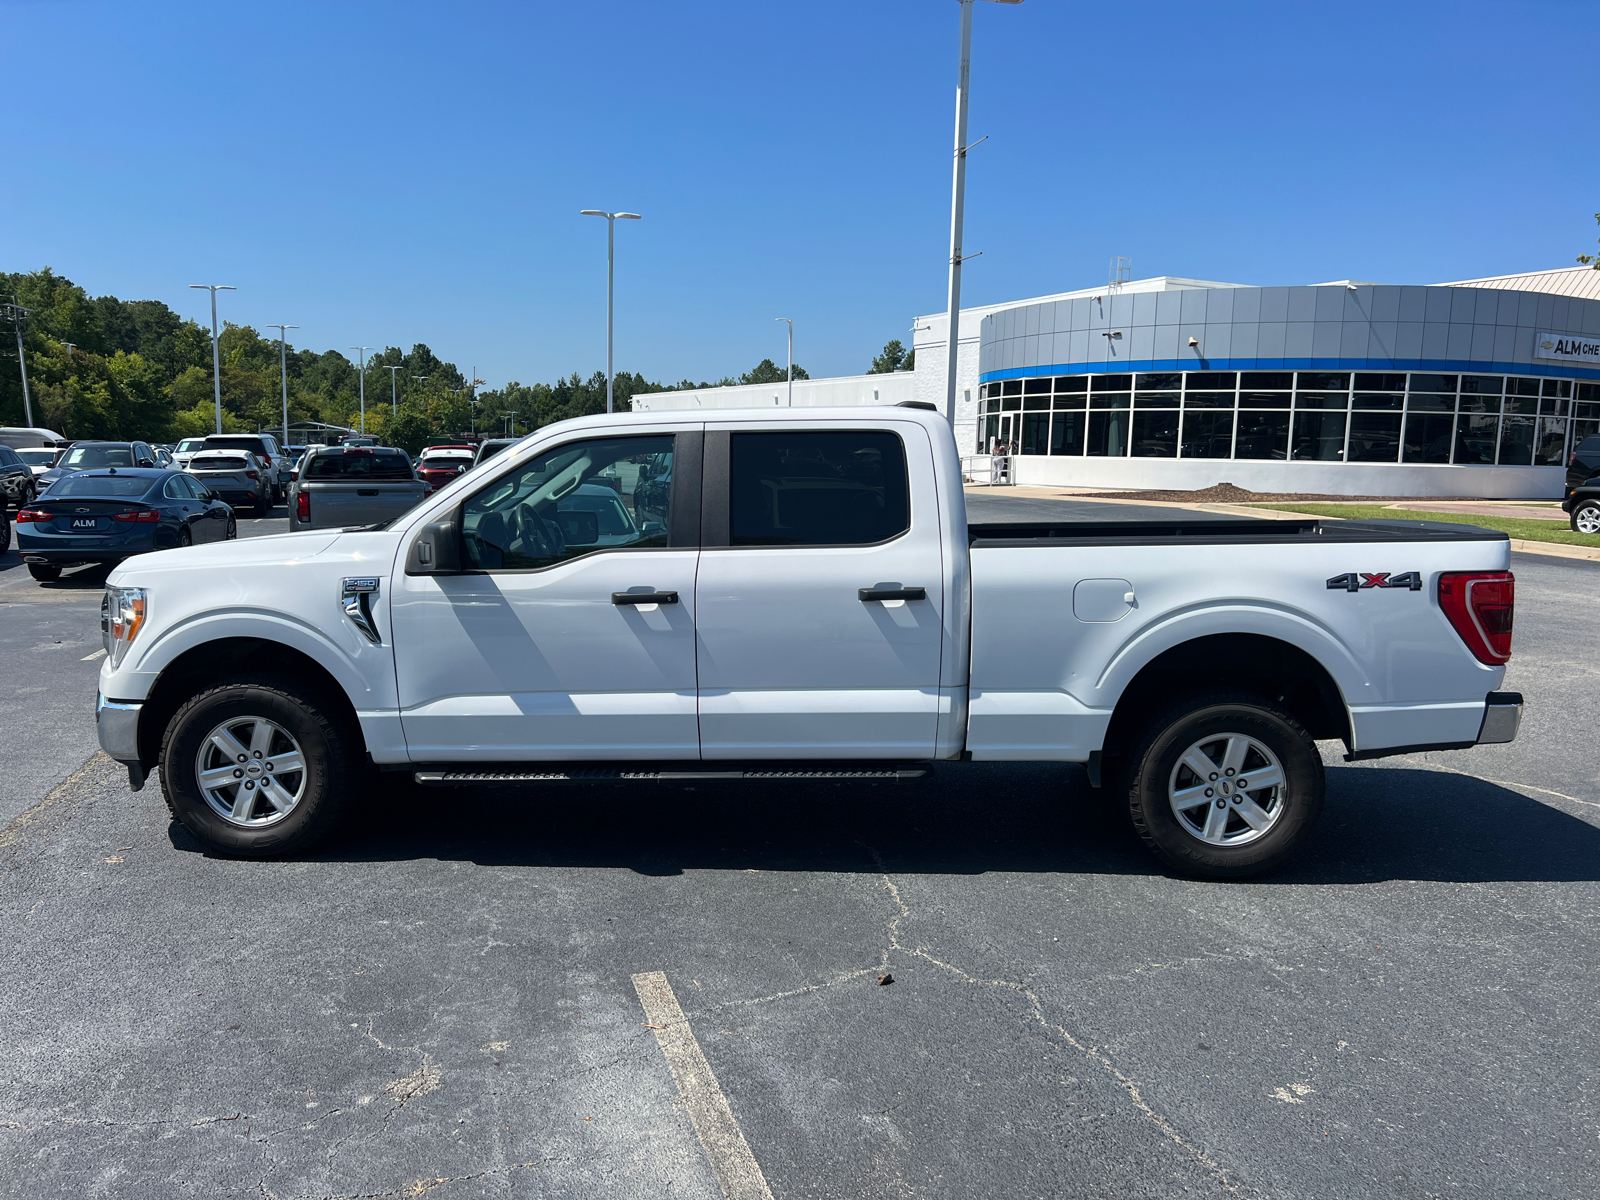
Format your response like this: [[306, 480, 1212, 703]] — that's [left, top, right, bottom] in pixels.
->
[[415, 446, 477, 490], [35, 440, 160, 493], [16, 468, 235, 581], [187, 449, 272, 516], [15, 446, 61, 478]]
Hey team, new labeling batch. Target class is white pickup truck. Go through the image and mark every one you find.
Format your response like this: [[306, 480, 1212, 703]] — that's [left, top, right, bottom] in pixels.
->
[[95, 405, 1522, 878]]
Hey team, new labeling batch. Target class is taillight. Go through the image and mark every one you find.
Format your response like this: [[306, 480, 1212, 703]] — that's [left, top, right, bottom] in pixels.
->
[[246, 470, 260, 480], [1438, 571, 1514, 664], [16, 508, 47, 522], [112, 510, 160, 524], [296, 492, 310, 522]]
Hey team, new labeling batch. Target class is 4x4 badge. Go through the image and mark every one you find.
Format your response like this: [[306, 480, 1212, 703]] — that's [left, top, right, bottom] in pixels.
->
[[1326, 571, 1423, 592]]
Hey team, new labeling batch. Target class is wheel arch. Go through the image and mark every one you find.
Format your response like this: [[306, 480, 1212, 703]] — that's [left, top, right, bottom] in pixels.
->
[[1101, 632, 1351, 760], [137, 637, 364, 772]]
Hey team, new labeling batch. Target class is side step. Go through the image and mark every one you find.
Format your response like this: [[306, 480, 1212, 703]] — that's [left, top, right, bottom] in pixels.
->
[[412, 764, 929, 786]]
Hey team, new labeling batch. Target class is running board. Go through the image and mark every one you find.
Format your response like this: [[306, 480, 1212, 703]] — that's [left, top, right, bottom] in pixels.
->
[[412, 764, 928, 786]]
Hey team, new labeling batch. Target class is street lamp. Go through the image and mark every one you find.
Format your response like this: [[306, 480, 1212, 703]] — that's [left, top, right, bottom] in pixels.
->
[[0, 300, 35, 427], [189, 284, 237, 433], [266, 324, 298, 451], [774, 318, 793, 407], [504, 411, 518, 437], [943, 0, 1023, 425], [385, 364, 402, 416], [61, 341, 76, 358], [579, 209, 642, 414], [349, 347, 373, 434]]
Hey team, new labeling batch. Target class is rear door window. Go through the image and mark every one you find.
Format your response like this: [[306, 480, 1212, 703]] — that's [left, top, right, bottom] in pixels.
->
[[728, 430, 909, 546]]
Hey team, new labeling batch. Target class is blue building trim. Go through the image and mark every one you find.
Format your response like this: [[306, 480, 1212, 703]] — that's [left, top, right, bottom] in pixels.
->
[[978, 358, 1600, 384]]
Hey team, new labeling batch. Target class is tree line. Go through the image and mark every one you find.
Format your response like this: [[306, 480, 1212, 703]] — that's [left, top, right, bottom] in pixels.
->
[[1, 268, 915, 455]]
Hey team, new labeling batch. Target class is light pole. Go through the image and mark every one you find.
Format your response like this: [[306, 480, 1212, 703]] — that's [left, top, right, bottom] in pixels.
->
[[267, 324, 298, 451], [1, 300, 34, 427], [579, 209, 642, 413], [349, 347, 373, 433], [504, 411, 518, 437], [385, 365, 402, 416], [943, 0, 1022, 425], [61, 341, 76, 359], [774, 318, 793, 406], [189, 284, 236, 433]]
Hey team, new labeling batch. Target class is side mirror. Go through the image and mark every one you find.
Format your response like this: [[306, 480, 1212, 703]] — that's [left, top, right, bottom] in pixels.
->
[[138, 459, 154, 468], [641, 521, 663, 536], [406, 511, 463, 575]]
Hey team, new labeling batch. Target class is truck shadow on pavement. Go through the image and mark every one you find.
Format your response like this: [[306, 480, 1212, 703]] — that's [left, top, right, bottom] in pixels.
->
[[168, 760, 1600, 885]]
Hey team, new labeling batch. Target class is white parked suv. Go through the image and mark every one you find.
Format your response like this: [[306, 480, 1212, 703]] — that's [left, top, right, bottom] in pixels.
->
[[94, 405, 1521, 876]]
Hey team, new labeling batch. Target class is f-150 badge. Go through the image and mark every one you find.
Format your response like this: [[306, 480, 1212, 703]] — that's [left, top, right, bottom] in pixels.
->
[[1326, 571, 1422, 592]]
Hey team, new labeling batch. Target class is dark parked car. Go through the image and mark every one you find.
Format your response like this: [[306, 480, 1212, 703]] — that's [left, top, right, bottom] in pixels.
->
[[0, 444, 36, 512], [35, 441, 160, 493], [472, 438, 519, 467], [1562, 434, 1600, 533], [16, 468, 235, 581]]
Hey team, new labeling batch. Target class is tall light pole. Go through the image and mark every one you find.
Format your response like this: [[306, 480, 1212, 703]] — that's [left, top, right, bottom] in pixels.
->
[[579, 209, 642, 413], [2, 301, 35, 427], [385, 365, 402, 416], [189, 284, 236, 433], [504, 411, 518, 436], [943, 0, 1023, 425], [774, 318, 793, 407], [267, 324, 298, 451], [61, 341, 76, 359], [349, 347, 372, 433]]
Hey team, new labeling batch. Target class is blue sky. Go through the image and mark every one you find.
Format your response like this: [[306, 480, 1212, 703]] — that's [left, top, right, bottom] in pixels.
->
[[3, 0, 1597, 387]]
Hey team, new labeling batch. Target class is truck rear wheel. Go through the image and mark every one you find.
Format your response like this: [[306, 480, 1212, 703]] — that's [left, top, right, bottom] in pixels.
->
[[1123, 691, 1323, 879], [159, 675, 358, 858]]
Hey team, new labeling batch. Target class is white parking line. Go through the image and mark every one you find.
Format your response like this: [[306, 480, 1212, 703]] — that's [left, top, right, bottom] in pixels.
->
[[632, 971, 774, 1200], [81, 648, 106, 661]]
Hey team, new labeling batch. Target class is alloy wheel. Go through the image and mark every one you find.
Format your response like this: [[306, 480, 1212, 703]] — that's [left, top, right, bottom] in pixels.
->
[[194, 716, 308, 828], [1575, 504, 1600, 535], [1168, 732, 1286, 847]]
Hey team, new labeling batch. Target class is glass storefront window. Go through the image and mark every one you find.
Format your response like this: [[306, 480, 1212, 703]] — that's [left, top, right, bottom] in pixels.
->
[[1292, 412, 1346, 460], [1460, 375, 1503, 395], [1402, 413, 1453, 463], [1134, 391, 1179, 408], [1181, 410, 1234, 458], [1410, 373, 1458, 393], [1535, 417, 1569, 465], [1353, 393, 1405, 410], [1021, 412, 1050, 454], [1454, 415, 1499, 465], [1235, 410, 1290, 459], [1580, 383, 1600, 402], [1541, 397, 1570, 417], [1498, 416, 1535, 465], [1184, 390, 1235, 408], [1131, 411, 1178, 457], [1138, 373, 1182, 390], [1459, 393, 1501, 413], [1024, 377, 1051, 394], [1298, 372, 1350, 390], [1239, 391, 1291, 408], [1506, 378, 1540, 397], [1506, 394, 1538, 415], [1094, 374, 1133, 392], [1355, 373, 1407, 391], [1002, 380, 1023, 396], [1001, 397, 1021, 411], [1575, 419, 1600, 443], [1407, 391, 1455, 412], [1242, 372, 1293, 389], [1054, 376, 1087, 393], [1023, 396, 1050, 410], [1295, 391, 1348, 410], [1087, 410, 1129, 456], [1053, 393, 1087, 410], [1050, 412, 1085, 455], [984, 414, 999, 449], [1348, 413, 1402, 462], [1186, 372, 1238, 391], [1543, 379, 1573, 398], [1090, 392, 1131, 409]]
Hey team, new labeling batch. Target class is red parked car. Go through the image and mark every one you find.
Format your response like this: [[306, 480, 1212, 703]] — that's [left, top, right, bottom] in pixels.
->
[[414, 445, 477, 490]]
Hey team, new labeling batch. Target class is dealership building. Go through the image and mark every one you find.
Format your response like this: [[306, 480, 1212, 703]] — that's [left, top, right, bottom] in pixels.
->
[[632, 266, 1600, 497]]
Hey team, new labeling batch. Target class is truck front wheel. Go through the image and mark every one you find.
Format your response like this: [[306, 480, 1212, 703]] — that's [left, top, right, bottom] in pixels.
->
[[1123, 692, 1324, 879], [159, 675, 358, 858]]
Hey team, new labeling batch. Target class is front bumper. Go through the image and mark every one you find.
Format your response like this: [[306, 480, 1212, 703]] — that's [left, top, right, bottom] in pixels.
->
[[1477, 690, 1522, 744], [97, 693, 146, 789]]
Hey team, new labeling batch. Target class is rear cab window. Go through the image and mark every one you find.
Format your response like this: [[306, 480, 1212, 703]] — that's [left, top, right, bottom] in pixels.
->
[[728, 430, 910, 546], [304, 450, 415, 480]]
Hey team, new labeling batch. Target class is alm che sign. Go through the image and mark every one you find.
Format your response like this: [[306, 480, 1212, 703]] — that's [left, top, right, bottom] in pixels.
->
[[1534, 331, 1600, 364]]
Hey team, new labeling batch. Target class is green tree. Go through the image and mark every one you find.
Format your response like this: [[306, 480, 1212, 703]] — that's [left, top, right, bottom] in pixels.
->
[[739, 358, 809, 385], [867, 338, 914, 374]]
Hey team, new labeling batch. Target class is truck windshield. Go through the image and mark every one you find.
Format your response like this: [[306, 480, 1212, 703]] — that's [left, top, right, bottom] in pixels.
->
[[305, 450, 414, 480]]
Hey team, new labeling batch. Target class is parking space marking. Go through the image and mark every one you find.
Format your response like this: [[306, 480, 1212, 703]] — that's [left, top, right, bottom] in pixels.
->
[[81, 648, 106, 661], [632, 971, 775, 1200]]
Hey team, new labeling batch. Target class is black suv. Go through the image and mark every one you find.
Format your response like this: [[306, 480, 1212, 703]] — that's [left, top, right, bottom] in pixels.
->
[[0, 444, 35, 513], [1563, 434, 1600, 534]]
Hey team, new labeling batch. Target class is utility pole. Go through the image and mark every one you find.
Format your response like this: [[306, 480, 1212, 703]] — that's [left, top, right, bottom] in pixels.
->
[[385, 365, 402, 416], [2, 300, 36, 427], [943, 1, 1023, 425], [774, 318, 793, 406], [504, 411, 517, 437], [349, 347, 372, 434], [189, 284, 236, 434], [579, 209, 642, 413], [267, 324, 298, 451]]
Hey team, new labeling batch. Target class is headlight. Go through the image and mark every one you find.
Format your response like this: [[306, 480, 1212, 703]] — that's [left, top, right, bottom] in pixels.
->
[[102, 586, 149, 668]]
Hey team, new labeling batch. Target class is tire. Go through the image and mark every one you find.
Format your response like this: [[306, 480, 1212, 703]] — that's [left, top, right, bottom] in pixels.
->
[[28, 563, 60, 582], [1123, 691, 1324, 879], [0, 516, 9, 555], [1571, 500, 1600, 535], [179, 528, 193, 548], [225, 517, 237, 540], [159, 674, 360, 858]]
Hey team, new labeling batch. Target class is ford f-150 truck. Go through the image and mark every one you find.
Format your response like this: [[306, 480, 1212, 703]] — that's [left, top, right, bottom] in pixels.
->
[[94, 405, 1521, 877]]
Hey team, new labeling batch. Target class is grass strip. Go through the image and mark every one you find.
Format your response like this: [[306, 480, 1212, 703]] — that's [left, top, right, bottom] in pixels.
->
[[1246, 503, 1597, 547]]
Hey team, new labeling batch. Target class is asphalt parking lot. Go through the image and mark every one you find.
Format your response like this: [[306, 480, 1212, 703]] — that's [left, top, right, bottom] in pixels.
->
[[0, 503, 1596, 1199]]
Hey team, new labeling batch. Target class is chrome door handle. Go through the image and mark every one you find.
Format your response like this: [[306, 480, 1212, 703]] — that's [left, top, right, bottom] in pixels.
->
[[859, 586, 926, 602], [613, 591, 679, 605]]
